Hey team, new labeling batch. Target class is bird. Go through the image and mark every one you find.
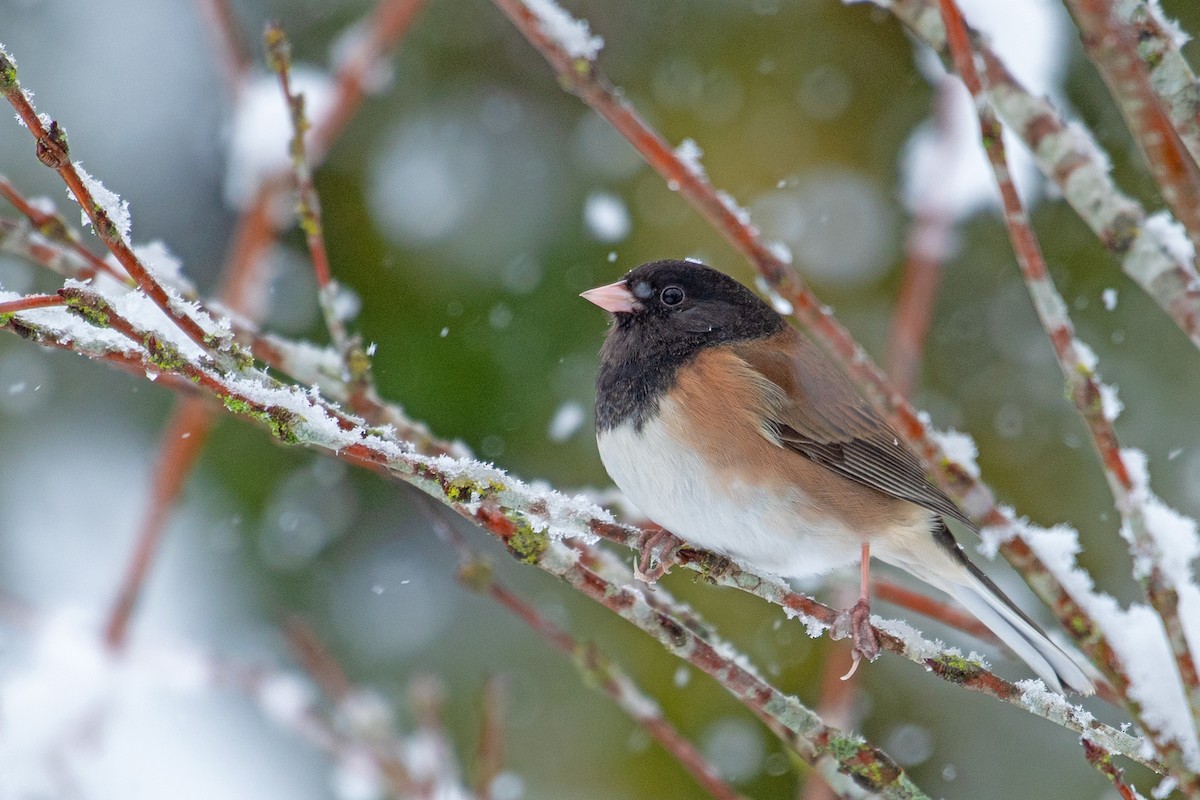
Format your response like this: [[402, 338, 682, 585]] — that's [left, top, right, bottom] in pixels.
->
[[581, 258, 1094, 695]]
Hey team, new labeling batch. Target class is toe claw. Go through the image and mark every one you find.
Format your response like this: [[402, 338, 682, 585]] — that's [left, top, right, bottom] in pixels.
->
[[840, 651, 862, 681]]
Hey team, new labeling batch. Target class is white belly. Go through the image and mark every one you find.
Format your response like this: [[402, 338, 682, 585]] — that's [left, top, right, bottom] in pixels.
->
[[596, 409, 865, 579]]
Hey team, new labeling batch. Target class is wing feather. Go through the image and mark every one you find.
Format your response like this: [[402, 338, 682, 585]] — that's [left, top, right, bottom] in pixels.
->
[[730, 330, 976, 530]]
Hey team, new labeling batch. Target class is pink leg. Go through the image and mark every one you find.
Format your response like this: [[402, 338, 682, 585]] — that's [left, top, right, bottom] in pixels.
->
[[841, 542, 881, 680]]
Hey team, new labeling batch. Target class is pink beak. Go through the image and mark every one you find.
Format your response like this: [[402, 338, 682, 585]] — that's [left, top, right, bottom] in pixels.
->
[[580, 280, 639, 314]]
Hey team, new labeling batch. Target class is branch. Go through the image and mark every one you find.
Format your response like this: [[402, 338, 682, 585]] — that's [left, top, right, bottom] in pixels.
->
[[877, 0, 1200, 352], [265, 22, 377, 417], [885, 79, 956, 398], [474, 675, 507, 800], [194, 0, 252, 91], [0, 49, 243, 371], [102, 397, 216, 651], [420, 496, 750, 800], [0, 177, 131, 285], [937, 0, 1200, 784]]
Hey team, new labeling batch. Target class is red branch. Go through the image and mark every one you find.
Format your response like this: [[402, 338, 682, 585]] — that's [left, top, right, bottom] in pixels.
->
[[90, 0, 427, 653], [0, 177, 130, 285], [194, 0, 252, 91], [885, 80, 957, 398], [310, 0, 427, 164], [477, 571, 749, 800], [0, 78, 230, 365], [938, 0, 1200, 786], [1067, 0, 1200, 253], [103, 397, 217, 651], [0, 294, 65, 315]]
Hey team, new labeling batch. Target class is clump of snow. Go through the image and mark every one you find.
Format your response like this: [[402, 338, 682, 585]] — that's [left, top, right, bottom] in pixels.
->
[[1146, 0, 1191, 48], [0, 287, 136, 356], [871, 617, 964, 663], [132, 240, 194, 296], [547, 401, 586, 442], [716, 190, 753, 227], [523, 0, 604, 60], [80, 280, 208, 365], [73, 163, 132, 242], [336, 689, 395, 740], [674, 138, 706, 180], [0, 609, 115, 780], [779, 600, 831, 638], [583, 191, 630, 243], [753, 276, 794, 316], [330, 282, 361, 323], [977, 507, 1021, 558], [1144, 211, 1196, 266], [331, 749, 386, 800], [1101, 288, 1118, 311], [224, 68, 336, 209], [929, 426, 981, 480], [1122, 448, 1200, 590], [1099, 382, 1123, 421], [701, 718, 765, 783], [257, 672, 317, 727], [765, 239, 793, 265], [674, 665, 691, 688], [1015, 678, 1094, 727], [411, 453, 609, 544], [330, 19, 394, 95], [1072, 337, 1098, 372]]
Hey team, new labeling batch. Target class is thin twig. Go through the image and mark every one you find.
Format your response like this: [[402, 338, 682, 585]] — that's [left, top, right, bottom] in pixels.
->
[[0, 294, 65, 315], [0, 177, 131, 285], [103, 397, 216, 651], [474, 675, 507, 800], [309, 0, 427, 164], [1082, 738, 1147, 800], [885, 79, 957, 398], [265, 22, 376, 414], [194, 0, 252, 92], [1112, 0, 1200, 169], [0, 52, 241, 370], [284, 617, 417, 794]]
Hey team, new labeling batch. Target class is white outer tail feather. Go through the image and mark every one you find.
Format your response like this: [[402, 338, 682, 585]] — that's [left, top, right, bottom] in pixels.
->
[[947, 572, 1095, 696]]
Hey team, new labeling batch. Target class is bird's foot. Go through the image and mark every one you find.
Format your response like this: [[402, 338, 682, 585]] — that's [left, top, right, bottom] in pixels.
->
[[635, 526, 683, 584], [836, 597, 880, 680]]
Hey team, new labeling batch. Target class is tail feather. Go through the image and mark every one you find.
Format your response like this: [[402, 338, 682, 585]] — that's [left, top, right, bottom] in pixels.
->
[[898, 520, 1095, 695], [947, 579, 1093, 695]]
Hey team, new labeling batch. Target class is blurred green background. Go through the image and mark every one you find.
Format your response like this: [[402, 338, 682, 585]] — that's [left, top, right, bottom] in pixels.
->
[[2, 0, 1200, 797]]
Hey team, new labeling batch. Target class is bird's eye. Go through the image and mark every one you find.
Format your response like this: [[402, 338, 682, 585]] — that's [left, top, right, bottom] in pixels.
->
[[660, 286, 685, 306]]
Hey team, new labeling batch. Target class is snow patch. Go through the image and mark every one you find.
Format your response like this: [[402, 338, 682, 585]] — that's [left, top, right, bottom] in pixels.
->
[[523, 0, 604, 60], [73, 163, 132, 242]]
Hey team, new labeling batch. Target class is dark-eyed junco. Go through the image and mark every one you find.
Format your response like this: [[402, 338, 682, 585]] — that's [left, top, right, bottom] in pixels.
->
[[582, 259, 1093, 695]]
